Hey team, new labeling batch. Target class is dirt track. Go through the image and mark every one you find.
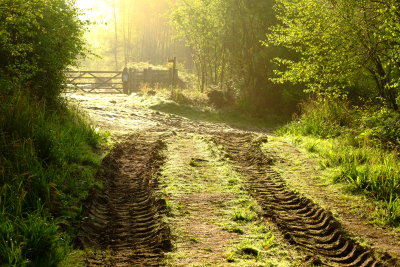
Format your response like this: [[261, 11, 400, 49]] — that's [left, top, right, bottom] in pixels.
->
[[214, 133, 395, 266], [70, 93, 400, 266], [80, 134, 171, 266]]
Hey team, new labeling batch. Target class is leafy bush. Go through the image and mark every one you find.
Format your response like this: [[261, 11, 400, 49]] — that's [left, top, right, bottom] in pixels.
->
[[0, 0, 99, 264], [277, 99, 354, 138], [0, 0, 86, 103], [0, 93, 102, 265], [358, 107, 400, 150]]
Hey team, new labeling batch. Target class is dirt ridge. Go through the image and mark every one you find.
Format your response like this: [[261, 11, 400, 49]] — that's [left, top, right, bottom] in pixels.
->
[[80, 134, 171, 266], [215, 132, 397, 267]]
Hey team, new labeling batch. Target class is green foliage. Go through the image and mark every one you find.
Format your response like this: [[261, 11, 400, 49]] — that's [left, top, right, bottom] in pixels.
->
[[358, 107, 400, 150], [267, 0, 400, 110], [279, 99, 400, 149], [0, 0, 100, 264], [0, 214, 67, 267], [279, 99, 400, 225], [170, 0, 304, 113], [0, 93, 102, 265], [0, 0, 86, 103], [277, 99, 354, 138]]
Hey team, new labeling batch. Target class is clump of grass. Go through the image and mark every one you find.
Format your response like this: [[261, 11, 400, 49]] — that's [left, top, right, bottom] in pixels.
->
[[277, 99, 354, 138], [0, 92, 103, 265], [288, 135, 400, 226], [227, 226, 244, 234], [278, 98, 400, 227], [231, 208, 257, 222]]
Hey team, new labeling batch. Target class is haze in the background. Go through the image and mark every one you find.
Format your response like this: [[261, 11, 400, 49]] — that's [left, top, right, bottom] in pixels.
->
[[76, 0, 111, 23], [75, 0, 193, 71]]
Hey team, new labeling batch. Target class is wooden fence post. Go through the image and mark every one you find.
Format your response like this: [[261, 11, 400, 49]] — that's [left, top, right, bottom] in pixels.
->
[[128, 68, 133, 93], [168, 57, 177, 89], [144, 68, 148, 85]]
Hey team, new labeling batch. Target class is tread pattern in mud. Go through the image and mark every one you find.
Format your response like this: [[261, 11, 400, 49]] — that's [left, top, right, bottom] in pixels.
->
[[80, 135, 171, 266], [215, 133, 394, 267]]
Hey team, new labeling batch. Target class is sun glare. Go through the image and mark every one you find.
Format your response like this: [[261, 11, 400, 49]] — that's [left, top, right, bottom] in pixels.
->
[[75, 0, 112, 24]]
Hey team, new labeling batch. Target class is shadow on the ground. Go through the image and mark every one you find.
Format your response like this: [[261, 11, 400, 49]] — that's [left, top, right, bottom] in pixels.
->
[[149, 101, 289, 131]]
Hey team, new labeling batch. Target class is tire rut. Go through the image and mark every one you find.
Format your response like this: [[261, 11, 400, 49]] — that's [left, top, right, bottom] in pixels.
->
[[79, 134, 171, 266], [214, 132, 396, 267]]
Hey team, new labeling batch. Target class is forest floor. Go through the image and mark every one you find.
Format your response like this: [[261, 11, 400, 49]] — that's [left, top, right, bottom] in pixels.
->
[[65, 92, 400, 267]]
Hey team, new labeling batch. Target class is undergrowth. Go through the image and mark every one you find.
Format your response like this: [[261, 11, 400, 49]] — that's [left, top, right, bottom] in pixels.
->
[[0, 92, 103, 266], [147, 88, 288, 129], [278, 98, 400, 226]]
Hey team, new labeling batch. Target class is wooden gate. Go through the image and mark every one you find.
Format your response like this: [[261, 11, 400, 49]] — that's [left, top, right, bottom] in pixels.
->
[[65, 67, 185, 94], [65, 70, 124, 93]]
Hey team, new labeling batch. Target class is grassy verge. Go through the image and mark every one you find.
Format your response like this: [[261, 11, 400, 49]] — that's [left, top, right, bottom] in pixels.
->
[[277, 99, 400, 227], [0, 92, 104, 266]]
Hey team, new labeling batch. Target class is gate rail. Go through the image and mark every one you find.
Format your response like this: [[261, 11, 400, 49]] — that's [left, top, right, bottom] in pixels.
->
[[65, 70, 123, 93], [65, 64, 185, 94]]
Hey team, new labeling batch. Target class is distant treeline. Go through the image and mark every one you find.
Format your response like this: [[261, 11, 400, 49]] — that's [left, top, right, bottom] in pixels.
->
[[83, 0, 194, 71], [170, 0, 400, 113]]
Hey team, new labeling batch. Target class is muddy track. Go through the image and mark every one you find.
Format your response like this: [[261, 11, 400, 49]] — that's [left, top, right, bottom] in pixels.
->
[[80, 134, 171, 266], [214, 132, 397, 267]]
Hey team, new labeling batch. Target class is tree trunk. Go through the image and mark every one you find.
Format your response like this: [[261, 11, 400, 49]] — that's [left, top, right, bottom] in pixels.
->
[[113, 0, 119, 71]]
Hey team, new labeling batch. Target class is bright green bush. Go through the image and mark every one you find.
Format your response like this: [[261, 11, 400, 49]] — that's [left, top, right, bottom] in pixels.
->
[[0, 93, 102, 265], [358, 107, 400, 150], [277, 99, 355, 138], [0, 0, 86, 103]]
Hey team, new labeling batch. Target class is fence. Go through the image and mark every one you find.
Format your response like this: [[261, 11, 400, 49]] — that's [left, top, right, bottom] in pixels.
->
[[65, 61, 185, 94]]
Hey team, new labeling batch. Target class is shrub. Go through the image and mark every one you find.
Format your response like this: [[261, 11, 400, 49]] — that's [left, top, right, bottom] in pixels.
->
[[278, 98, 355, 138], [358, 107, 400, 150], [0, 0, 86, 103], [0, 93, 102, 265]]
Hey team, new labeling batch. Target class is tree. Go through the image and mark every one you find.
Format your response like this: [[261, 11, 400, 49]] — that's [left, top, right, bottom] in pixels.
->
[[170, 0, 301, 112], [267, 0, 400, 110], [0, 0, 87, 103], [170, 0, 225, 91]]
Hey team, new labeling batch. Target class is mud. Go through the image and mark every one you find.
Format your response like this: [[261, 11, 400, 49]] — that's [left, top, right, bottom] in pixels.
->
[[80, 133, 171, 266], [214, 132, 397, 266], [70, 93, 400, 266]]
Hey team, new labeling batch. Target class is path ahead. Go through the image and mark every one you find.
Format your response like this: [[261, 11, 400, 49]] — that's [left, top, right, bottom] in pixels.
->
[[69, 93, 399, 266]]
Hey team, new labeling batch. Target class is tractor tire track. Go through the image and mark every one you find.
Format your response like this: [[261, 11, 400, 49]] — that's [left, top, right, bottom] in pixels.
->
[[214, 132, 396, 267], [79, 133, 171, 266]]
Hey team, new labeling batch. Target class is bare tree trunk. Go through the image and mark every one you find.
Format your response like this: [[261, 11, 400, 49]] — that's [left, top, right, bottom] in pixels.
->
[[122, 1, 128, 67], [113, 0, 119, 70]]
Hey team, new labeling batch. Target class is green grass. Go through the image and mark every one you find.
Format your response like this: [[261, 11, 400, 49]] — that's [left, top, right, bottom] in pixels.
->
[[231, 208, 257, 222], [300, 137, 400, 205], [278, 98, 400, 226], [0, 92, 103, 265]]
